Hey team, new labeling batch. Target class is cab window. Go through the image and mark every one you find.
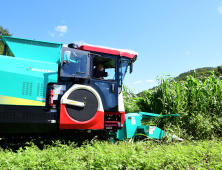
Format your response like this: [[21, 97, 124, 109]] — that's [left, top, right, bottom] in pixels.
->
[[60, 48, 89, 78], [93, 56, 116, 81], [119, 58, 130, 86]]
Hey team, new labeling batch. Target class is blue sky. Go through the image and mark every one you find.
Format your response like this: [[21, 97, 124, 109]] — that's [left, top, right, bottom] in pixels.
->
[[1, 0, 222, 93]]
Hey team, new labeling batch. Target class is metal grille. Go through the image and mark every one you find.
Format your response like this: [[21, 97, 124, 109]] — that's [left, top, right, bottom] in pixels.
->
[[37, 83, 43, 96], [22, 82, 33, 96], [0, 112, 16, 119], [22, 112, 55, 120], [29, 82, 33, 96]]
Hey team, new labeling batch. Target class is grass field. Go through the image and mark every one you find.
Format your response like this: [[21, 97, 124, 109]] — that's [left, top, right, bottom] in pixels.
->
[[0, 139, 222, 169]]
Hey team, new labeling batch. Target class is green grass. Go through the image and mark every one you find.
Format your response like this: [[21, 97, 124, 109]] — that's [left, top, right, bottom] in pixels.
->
[[0, 139, 222, 169], [123, 72, 222, 140]]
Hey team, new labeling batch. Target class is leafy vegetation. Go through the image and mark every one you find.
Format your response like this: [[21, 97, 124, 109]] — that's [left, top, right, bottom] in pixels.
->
[[123, 72, 222, 140], [0, 26, 12, 55], [0, 140, 222, 169], [173, 66, 222, 82], [173, 67, 214, 81], [137, 66, 222, 96]]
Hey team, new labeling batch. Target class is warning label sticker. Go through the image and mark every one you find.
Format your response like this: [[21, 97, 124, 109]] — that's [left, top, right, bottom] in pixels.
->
[[149, 126, 155, 135], [53, 85, 66, 100], [131, 117, 136, 125]]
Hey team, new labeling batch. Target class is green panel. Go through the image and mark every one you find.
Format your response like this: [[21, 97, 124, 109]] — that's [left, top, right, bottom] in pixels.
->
[[0, 55, 58, 106], [116, 113, 142, 140], [1, 36, 62, 64], [137, 126, 166, 139], [116, 122, 126, 140], [125, 113, 142, 138]]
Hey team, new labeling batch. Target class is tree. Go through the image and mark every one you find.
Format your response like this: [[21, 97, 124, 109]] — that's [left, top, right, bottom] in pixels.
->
[[0, 26, 12, 55]]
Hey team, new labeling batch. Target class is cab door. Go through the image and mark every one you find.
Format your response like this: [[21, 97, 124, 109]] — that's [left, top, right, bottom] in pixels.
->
[[90, 54, 119, 112]]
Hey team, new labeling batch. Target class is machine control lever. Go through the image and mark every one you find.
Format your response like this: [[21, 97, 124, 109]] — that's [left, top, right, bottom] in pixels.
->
[[61, 98, 85, 107], [111, 84, 115, 92]]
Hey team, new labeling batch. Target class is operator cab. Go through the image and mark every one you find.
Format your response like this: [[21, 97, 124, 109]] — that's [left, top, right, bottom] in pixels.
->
[[60, 44, 136, 87], [59, 44, 137, 115]]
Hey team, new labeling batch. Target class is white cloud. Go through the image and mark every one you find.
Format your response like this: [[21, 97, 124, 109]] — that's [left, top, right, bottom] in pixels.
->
[[133, 80, 142, 84], [55, 25, 67, 33], [49, 25, 68, 38], [57, 33, 64, 38], [48, 31, 55, 37], [218, 7, 222, 14], [146, 79, 155, 83], [186, 52, 190, 54]]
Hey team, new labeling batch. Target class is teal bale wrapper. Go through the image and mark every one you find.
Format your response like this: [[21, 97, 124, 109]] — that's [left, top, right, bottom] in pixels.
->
[[116, 112, 183, 141]]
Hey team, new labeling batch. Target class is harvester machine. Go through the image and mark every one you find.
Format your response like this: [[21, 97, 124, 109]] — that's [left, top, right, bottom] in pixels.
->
[[0, 36, 137, 141], [0, 36, 181, 143]]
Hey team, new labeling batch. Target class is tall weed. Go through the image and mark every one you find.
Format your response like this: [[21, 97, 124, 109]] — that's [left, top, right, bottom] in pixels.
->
[[123, 72, 222, 140]]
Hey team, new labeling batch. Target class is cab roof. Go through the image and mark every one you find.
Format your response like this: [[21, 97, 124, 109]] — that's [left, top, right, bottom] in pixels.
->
[[78, 45, 137, 59]]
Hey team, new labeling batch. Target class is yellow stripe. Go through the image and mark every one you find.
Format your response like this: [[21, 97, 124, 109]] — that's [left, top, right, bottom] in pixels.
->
[[69, 101, 77, 104], [0, 95, 45, 106]]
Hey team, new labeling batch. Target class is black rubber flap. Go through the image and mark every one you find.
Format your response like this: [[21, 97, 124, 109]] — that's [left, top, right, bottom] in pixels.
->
[[66, 89, 98, 121]]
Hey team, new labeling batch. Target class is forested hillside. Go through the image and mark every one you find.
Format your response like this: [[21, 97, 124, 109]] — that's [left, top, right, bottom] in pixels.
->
[[139, 66, 222, 94], [173, 66, 222, 81]]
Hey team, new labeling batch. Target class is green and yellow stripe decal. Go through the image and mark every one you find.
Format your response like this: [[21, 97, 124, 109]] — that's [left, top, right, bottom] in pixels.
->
[[0, 95, 45, 106]]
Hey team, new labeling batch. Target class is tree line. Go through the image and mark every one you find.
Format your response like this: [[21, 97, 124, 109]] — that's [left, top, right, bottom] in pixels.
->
[[0, 26, 12, 55]]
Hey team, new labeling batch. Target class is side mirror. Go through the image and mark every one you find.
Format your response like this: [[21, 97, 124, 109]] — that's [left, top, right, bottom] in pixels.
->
[[130, 63, 133, 74]]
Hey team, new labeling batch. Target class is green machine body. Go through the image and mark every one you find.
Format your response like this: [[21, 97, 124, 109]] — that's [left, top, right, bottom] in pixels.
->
[[0, 36, 62, 106], [116, 112, 180, 140]]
